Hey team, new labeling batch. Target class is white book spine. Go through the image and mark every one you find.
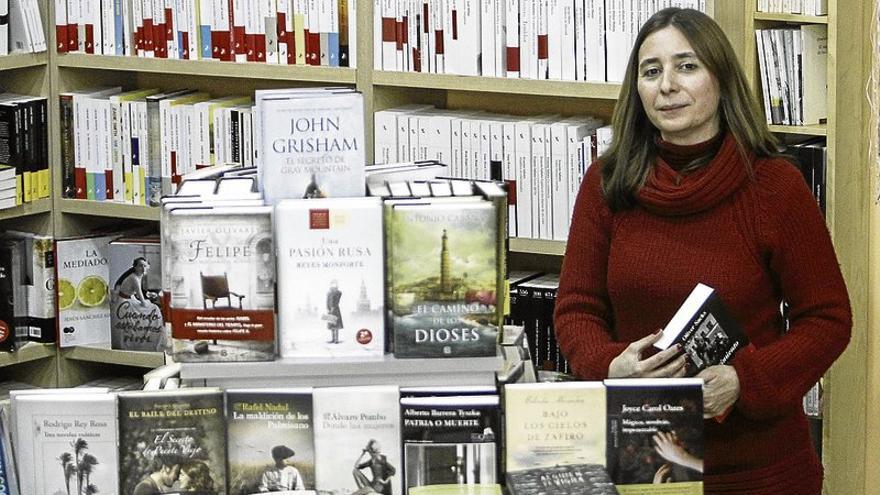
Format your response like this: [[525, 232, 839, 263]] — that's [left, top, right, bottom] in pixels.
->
[[514, 120, 532, 238], [480, 0, 496, 76], [504, 0, 518, 78], [493, 0, 506, 76], [501, 120, 517, 236], [559, 0, 575, 80], [450, 116, 464, 178], [584, 0, 604, 81], [536, 0, 548, 79], [373, 109, 398, 164], [381, 0, 396, 69], [518, 0, 534, 78]]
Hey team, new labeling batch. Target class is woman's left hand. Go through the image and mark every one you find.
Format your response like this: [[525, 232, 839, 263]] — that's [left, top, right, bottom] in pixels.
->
[[697, 365, 741, 418]]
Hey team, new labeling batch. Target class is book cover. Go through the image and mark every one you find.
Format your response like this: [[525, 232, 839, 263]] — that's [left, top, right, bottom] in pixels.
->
[[654, 283, 750, 376], [0, 245, 14, 352], [0, 401, 18, 495], [118, 389, 227, 495], [313, 385, 402, 495], [109, 237, 165, 352], [257, 91, 365, 204], [506, 464, 619, 495], [275, 197, 385, 358], [604, 378, 704, 494], [388, 200, 499, 358], [401, 395, 501, 493], [165, 206, 275, 362], [226, 389, 315, 494], [504, 382, 606, 472], [13, 393, 118, 495], [55, 234, 116, 348]]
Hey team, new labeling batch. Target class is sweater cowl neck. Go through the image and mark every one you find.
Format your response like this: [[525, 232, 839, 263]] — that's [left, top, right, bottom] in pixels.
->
[[636, 132, 751, 216]]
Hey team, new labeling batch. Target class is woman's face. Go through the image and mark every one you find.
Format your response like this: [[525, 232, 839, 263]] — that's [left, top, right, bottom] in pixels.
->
[[637, 26, 721, 145], [178, 469, 191, 488]]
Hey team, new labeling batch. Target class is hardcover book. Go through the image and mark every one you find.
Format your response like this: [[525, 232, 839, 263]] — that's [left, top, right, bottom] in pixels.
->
[[400, 395, 501, 493], [275, 197, 385, 358], [654, 283, 750, 376], [387, 199, 500, 358], [226, 388, 316, 494], [3, 231, 56, 344], [506, 464, 619, 495], [504, 382, 606, 472], [0, 245, 13, 352], [55, 234, 117, 348], [257, 90, 365, 204], [164, 205, 275, 362], [118, 388, 227, 495], [13, 393, 118, 495], [604, 378, 704, 495], [313, 385, 402, 495], [109, 237, 165, 352]]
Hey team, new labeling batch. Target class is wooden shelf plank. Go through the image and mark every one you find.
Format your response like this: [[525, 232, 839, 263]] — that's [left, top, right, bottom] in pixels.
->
[[56, 54, 357, 83], [59, 199, 160, 221], [0, 343, 56, 368], [62, 345, 166, 368], [0, 52, 48, 71], [0, 198, 52, 220], [509, 238, 567, 256], [768, 124, 827, 136], [754, 12, 829, 24], [373, 71, 621, 99]]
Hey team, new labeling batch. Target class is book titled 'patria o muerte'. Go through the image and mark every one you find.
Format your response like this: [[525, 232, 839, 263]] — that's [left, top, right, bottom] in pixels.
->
[[164, 205, 275, 362]]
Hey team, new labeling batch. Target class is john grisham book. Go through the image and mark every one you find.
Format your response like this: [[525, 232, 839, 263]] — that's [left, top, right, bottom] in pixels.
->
[[604, 378, 704, 495], [164, 205, 275, 362], [387, 199, 500, 358], [118, 388, 227, 495], [226, 389, 316, 494]]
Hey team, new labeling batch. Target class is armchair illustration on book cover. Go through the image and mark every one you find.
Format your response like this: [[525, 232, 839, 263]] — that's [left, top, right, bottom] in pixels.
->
[[200, 272, 246, 309]]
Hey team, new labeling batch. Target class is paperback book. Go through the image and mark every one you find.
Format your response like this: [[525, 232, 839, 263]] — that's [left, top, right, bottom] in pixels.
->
[[605, 378, 704, 494], [387, 199, 500, 358], [0, 245, 13, 352], [55, 234, 117, 347], [275, 197, 385, 358], [506, 464, 619, 495], [654, 283, 750, 376], [401, 395, 501, 492], [226, 389, 315, 494], [118, 389, 227, 495], [109, 237, 165, 352], [258, 90, 366, 204], [164, 206, 276, 362], [313, 385, 402, 495]]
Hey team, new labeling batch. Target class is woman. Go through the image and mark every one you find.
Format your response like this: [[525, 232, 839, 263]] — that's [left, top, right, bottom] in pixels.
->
[[554, 8, 851, 494], [178, 461, 217, 494]]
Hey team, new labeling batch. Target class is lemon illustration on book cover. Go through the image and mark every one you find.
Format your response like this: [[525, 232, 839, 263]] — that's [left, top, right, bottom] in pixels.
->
[[55, 235, 115, 347]]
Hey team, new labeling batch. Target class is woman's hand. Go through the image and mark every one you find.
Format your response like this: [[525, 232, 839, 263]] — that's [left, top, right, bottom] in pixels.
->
[[653, 463, 673, 484], [608, 330, 687, 378], [698, 365, 741, 418], [653, 431, 703, 473]]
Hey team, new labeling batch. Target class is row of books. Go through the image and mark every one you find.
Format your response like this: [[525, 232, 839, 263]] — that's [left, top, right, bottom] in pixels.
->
[[373, 0, 706, 82], [0, 379, 706, 494], [375, 104, 612, 241], [756, 0, 827, 15], [0, 94, 50, 208], [787, 138, 826, 215], [54, 0, 358, 66], [0, 0, 46, 55], [507, 272, 571, 375], [755, 25, 827, 126]]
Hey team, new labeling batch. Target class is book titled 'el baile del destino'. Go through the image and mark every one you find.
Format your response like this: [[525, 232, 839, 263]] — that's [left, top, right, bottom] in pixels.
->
[[654, 283, 750, 376]]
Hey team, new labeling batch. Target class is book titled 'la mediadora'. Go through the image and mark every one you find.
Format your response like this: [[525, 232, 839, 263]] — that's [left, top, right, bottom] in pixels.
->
[[654, 283, 750, 376]]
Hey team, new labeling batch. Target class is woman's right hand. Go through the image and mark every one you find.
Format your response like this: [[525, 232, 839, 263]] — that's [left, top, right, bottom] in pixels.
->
[[608, 330, 687, 378]]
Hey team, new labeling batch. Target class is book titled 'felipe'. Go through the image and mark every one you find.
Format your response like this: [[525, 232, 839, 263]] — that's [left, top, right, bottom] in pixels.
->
[[275, 197, 385, 358], [258, 91, 365, 204], [164, 206, 275, 362], [387, 200, 499, 358], [118, 389, 227, 495], [654, 283, 750, 376]]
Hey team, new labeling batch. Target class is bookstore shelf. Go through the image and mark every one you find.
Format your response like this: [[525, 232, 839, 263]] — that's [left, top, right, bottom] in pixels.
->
[[59, 199, 160, 221], [509, 238, 567, 257], [56, 54, 358, 83], [371, 71, 622, 100], [179, 353, 504, 388], [767, 124, 828, 136], [0, 198, 52, 220], [753, 12, 829, 24], [0, 343, 55, 368], [0, 52, 48, 71], [61, 344, 166, 368]]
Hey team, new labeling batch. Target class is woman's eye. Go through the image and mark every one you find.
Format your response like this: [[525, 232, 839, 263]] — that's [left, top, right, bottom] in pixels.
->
[[642, 67, 660, 78], [680, 62, 698, 71]]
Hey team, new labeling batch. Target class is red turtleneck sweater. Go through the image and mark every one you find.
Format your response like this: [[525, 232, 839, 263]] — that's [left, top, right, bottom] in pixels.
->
[[554, 132, 851, 494]]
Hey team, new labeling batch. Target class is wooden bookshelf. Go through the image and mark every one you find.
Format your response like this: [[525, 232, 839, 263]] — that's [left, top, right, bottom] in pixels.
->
[[767, 124, 828, 136], [753, 12, 830, 24], [0, 343, 56, 367], [0, 198, 53, 220], [60, 345, 166, 368], [58, 199, 160, 221], [0, 52, 49, 71], [509, 238, 567, 257]]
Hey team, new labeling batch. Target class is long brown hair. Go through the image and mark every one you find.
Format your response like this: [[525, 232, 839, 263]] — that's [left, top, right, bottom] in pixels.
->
[[601, 8, 781, 212]]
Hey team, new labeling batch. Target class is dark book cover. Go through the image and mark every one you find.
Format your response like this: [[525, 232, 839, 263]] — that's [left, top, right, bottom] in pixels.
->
[[0, 245, 15, 352], [605, 378, 704, 494], [654, 283, 750, 376], [118, 389, 227, 495], [506, 464, 619, 495], [401, 395, 501, 491], [226, 389, 315, 494]]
